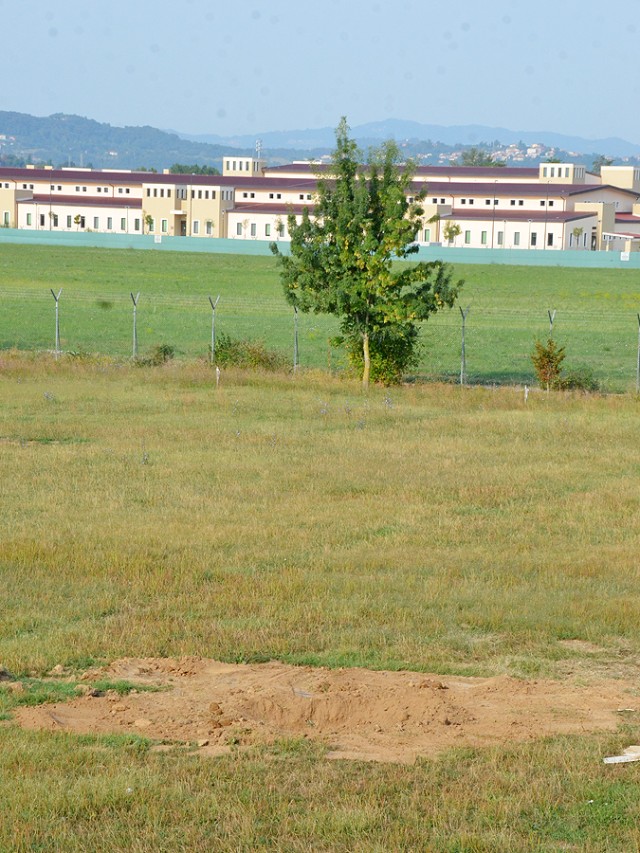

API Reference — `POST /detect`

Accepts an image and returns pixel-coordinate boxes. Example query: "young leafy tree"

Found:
[271,118,462,387]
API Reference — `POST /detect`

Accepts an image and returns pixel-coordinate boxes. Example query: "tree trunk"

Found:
[362,330,370,389]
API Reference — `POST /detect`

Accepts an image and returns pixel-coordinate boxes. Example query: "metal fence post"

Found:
[131,292,140,358]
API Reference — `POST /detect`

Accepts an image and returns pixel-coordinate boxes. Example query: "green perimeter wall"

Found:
[1,229,640,269]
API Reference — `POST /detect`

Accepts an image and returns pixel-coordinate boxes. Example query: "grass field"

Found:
[2,244,640,388]
[2,353,640,849]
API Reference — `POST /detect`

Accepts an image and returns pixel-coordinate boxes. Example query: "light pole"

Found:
[491,179,498,249]
[543,180,550,249]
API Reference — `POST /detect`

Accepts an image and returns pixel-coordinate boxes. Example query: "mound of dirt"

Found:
[14,658,639,763]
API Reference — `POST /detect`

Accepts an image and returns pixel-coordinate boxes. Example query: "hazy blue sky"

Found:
[2,0,638,141]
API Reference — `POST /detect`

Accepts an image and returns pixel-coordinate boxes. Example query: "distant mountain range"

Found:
[1,111,639,171]
[183,119,640,159]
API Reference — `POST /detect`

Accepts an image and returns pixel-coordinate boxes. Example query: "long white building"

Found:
[1,158,639,251]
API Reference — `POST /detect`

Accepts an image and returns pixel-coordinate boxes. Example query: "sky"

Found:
[2,0,639,143]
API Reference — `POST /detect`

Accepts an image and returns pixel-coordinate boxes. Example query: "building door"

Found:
[180,220,187,236]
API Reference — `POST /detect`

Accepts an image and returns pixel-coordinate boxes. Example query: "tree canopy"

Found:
[271,118,462,386]
[169,163,220,175]
[459,147,505,167]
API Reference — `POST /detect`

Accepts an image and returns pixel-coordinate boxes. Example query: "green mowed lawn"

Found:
[1,244,640,387]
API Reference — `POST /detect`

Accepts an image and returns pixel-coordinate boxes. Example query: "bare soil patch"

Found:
[14,658,640,763]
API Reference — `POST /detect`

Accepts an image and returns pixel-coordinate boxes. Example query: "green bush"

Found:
[339,323,421,385]
[213,333,288,372]
[555,366,599,392]
[137,343,175,366]
[531,337,566,390]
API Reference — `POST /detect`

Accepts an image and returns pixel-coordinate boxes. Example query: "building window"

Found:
[269,193,274,199]
[26,213,32,226]
[432,198,437,203]
[461,198,466,205]
[540,200,545,206]
[149,218,154,232]
[424,228,431,242]
[543,167,548,177]
[485,199,491,205]
[277,222,285,236]
[469,199,474,205]
[481,230,487,245]
[120,218,126,231]
[212,191,216,199]
[510,199,516,206]
[243,193,248,199]
[126,188,130,194]
[464,230,471,244]
[236,223,242,236]
[107,217,113,230]
[250,223,256,237]
[160,189,165,198]
[251,192,255,198]
[39,214,46,227]
[548,200,554,207]
[547,232,554,246]
[153,188,158,197]
[93,217,99,229]
[146,188,151,197]
[514,231,520,246]
[276,193,282,199]
[531,232,537,246]
[193,220,199,234]
[134,218,140,231]
[198,190,202,199]
[118,188,123,194]
[67,215,72,228]
[265,224,271,237]
[3,211,9,226]
[161,219,168,233]
[82,187,87,192]
[518,200,524,206]
[497,231,504,246]
[206,221,213,235]
[97,187,102,193]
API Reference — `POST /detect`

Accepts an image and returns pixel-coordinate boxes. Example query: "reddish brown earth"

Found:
[11,658,640,763]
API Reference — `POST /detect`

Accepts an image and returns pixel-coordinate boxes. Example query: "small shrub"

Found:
[137,343,175,366]
[213,333,288,372]
[531,337,566,390]
[338,323,421,385]
[555,366,599,392]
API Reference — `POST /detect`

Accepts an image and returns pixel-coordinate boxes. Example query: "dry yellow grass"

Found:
[2,351,640,679]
